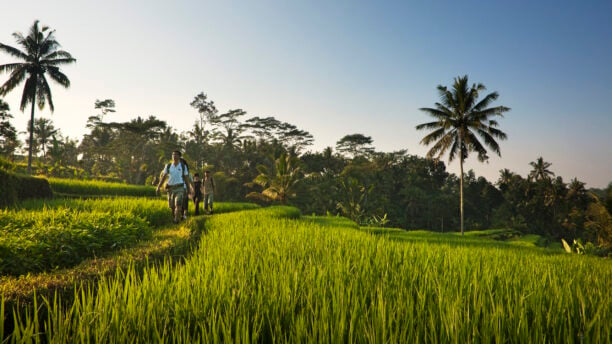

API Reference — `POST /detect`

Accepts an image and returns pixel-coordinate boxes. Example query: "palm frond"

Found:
[37,76,54,111]
[46,66,71,88]
[447,136,460,162]
[477,129,502,156]
[415,120,444,131]
[473,106,510,120]
[464,86,479,111]
[39,32,59,57]
[472,91,498,111]
[466,131,489,162]
[44,56,76,66]
[426,131,454,161]
[19,75,37,111]
[11,32,27,49]
[438,87,456,110]
[245,191,271,202]
[262,188,280,200]
[0,43,28,60]
[0,66,27,96]
[0,62,26,75]
[486,126,507,140]
[419,127,446,145]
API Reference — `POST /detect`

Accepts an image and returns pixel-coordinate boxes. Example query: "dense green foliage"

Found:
[0,99,19,157]
[2,207,609,342]
[0,168,52,207]
[2,91,610,250]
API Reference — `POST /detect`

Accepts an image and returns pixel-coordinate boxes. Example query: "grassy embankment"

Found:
[1,177,259,304]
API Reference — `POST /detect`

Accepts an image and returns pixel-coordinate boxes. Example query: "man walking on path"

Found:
[156,150,193,223]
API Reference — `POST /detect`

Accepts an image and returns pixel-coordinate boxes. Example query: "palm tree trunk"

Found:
[460,157,464,236]
[27,93,36,175]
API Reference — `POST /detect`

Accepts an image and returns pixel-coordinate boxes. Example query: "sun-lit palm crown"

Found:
[0,20,76,112]
[416,75,510,164]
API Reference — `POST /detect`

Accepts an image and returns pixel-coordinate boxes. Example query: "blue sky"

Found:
[1,0,611,188]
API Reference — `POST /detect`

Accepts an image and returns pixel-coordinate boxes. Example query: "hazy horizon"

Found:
[1,0,610,188]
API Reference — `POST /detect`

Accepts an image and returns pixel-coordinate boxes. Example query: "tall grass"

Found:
[48,177,156,197]
[0,208,150,275]
[1,198,168,275]
[17,198,172,227]
[1,199,260,276]
[3,207,611,342]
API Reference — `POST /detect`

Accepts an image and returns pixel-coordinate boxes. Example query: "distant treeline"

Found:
[0,95,610,251]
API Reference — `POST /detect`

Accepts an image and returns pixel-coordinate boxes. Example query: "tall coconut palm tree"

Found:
[417,75,510,235]
[529,157,555,181]
[0,20,76,174]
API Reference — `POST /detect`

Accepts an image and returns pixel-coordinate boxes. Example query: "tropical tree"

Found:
[48,134,79,169]
[335,134,375,158]
[0,98,20,157]
[529,156,555,181]
[336,177,374,223]
[244,116,314,153]
[188,92,217,169]
[31,117,57,159]
[416,75,510,235]
[0,20,76,174]
[246,151,302,204]
[190,92,218,130]
[210,109,247,148]
[113,116,167,183]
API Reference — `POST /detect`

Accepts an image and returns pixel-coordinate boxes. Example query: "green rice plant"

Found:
[186,201,261,215]
[17,198,171,227]
[3,207,611,342]
[48,177,156,197]
[0,207,151,275]
[1,199,261,276]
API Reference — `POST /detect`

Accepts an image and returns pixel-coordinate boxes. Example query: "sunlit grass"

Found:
[1,199,261,276]
[48,177,156,197]
[2,206,609,342]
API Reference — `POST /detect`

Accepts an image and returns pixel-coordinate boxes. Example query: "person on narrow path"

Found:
[202,170,215,214]
[192,173,203,215]
[156,150,193,223]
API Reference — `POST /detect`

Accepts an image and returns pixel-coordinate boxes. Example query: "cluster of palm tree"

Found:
[496,157,611,247]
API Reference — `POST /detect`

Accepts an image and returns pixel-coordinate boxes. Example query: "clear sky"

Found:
[1,0,611,188]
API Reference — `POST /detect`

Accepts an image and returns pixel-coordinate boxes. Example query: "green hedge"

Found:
[0,168,53,207]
